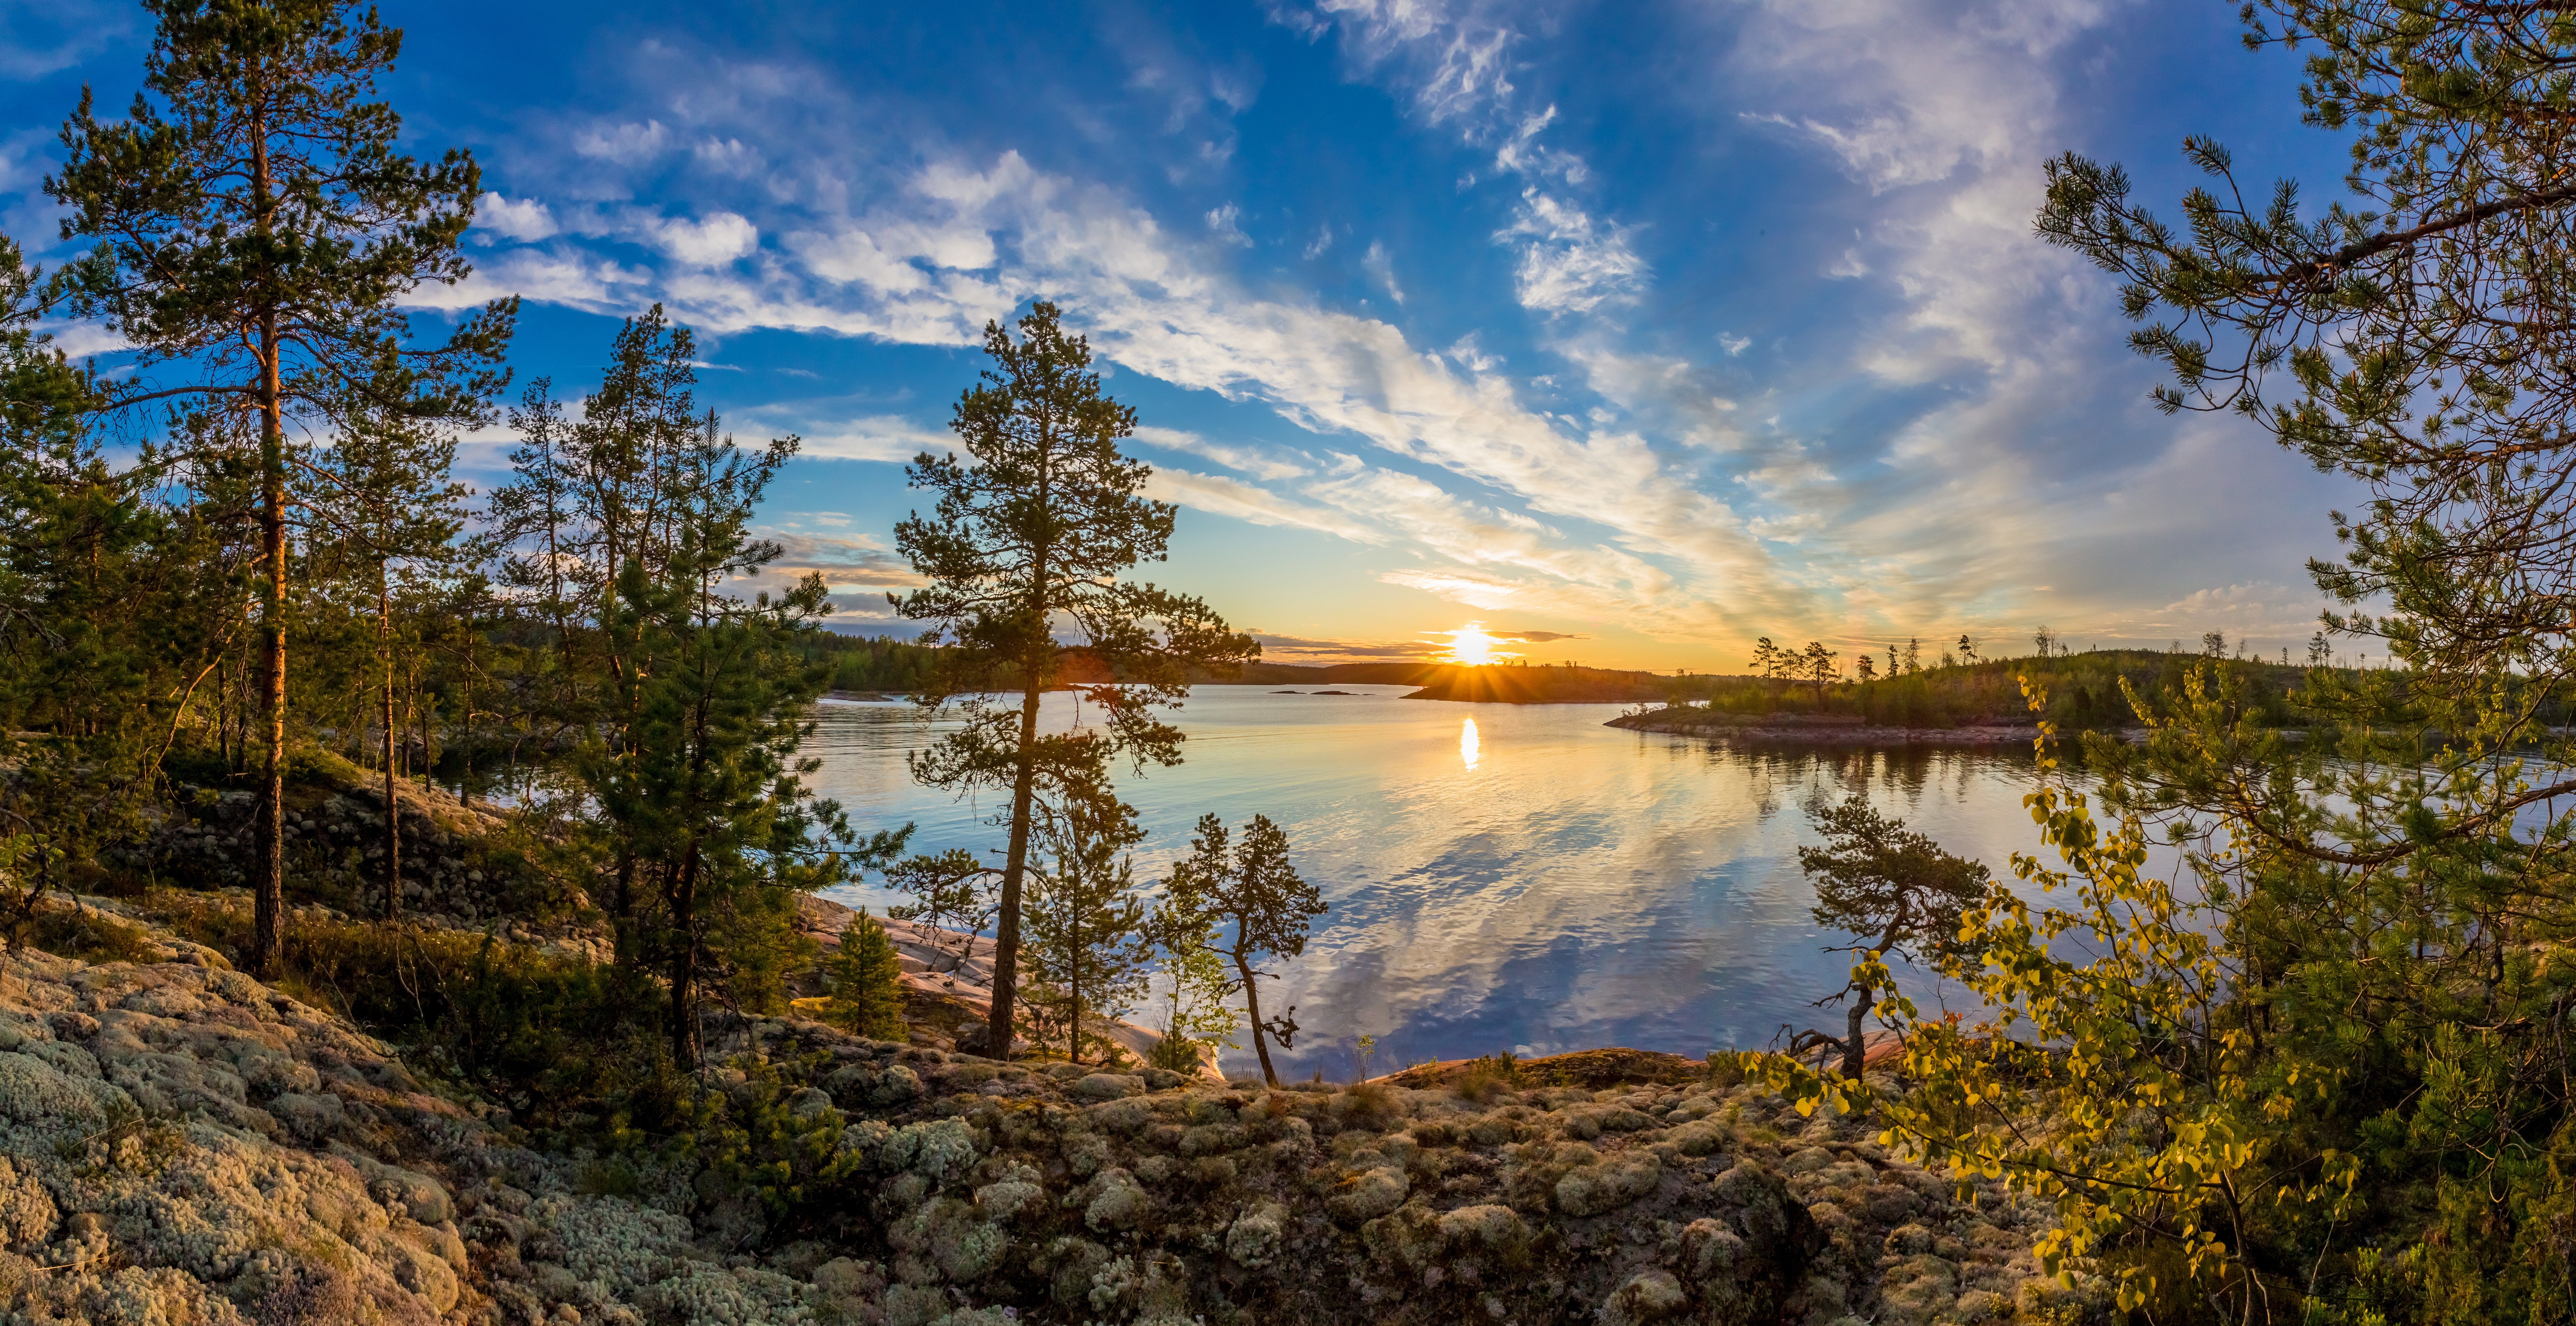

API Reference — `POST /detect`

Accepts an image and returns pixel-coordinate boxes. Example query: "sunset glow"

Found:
[1435,623,1514,667]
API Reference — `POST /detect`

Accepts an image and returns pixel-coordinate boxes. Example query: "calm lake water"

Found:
[808,685,2070,1081]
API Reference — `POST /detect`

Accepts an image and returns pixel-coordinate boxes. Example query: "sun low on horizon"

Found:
[1431,623,1516,667]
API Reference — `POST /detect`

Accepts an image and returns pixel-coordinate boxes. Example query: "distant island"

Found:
[1602,646,2412,744]
[1208,660,1669,703]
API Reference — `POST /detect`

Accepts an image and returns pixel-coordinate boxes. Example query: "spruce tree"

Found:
[47,0,514,975]
[894,301,1257,1054]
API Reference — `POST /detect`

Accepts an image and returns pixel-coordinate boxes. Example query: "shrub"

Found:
[1455,1054,1520,1103]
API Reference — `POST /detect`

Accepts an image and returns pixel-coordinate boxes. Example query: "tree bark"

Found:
[667,846,701,1069]
[1235,924,1279,1087]
[985,679,1041,1058]
[381,580,400,920]
[245,73,287,980]
[252,324,286,978]
[1843,982,1870,1081]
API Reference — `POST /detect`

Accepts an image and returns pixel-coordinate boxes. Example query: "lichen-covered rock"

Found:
[1072,1072,1142,1100]
[879,1118,978,1184]
[1436,1202,1527,1253]
[972,1174,1043,1222]
[647,1260,815,1326]
[1326,1164,1409,1223]
[1082,1167,1152,1232]
[1676,1216,1745,1283]
[0,1157,58,1252]
[1225,1201,1288,1267]
[1555,1153,1661,1216]
[0,912,2086,1326]
[1604,1268,1689,1325]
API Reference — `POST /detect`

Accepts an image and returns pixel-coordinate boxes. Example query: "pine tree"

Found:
[1793,797,1990,1080]
[1798,640,1837,703]
[1162,813,1325,1087]
[580,415,903,1067]
[894,301,1257,1054]
[1018,768,1150,1065]
[828,908,908,1042]
[1141,889,1240,1075]
[483,312,737,951]
[47,0,514,974]
[304,389,467,918]
[0,236,185,935]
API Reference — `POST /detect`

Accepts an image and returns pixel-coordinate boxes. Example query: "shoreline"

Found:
[1605,710,2120,746]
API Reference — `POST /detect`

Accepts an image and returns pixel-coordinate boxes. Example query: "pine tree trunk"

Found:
[252,313,287,980]
[667,848,702,1069]
[985,679,1042,1058]
[1237,948,1277,1087]
[381,580,400,920]
[1843,982,1870,1081]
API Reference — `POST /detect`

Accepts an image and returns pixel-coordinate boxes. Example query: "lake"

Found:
[808,684,2071,1081]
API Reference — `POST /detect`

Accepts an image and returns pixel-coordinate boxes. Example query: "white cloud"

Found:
[694,137,761,173]
[646,211,759,266]
[1300,0,1522,128]
[1144,467,1385,543]
[34,320,129,359]
[572,119,671,163]
[431,12,2347,656]
[1130,425,1309,480]
[1445,334,1500,372]
[1362,239,1405,305]
[1206,203,1252,247]
[474,193,559,243]
[1499,190,1645,314]
[770,413,954,464]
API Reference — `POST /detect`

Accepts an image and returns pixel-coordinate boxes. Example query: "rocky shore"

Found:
[0,904,2110,1326]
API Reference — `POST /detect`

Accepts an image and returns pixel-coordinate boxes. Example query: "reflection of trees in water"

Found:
[1630,735,2054,838]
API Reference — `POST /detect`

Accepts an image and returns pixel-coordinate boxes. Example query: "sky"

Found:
[0,0,2373,671]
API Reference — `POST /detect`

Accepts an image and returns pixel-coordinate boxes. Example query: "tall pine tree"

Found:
[895,301,1256,1054]
[47,0,513,974]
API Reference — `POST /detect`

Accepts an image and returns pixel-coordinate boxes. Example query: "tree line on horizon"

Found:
[1649,628,2462,733]
[0,0,1333,1094]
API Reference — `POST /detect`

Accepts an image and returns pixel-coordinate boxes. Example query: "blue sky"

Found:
[2,0,2370,670]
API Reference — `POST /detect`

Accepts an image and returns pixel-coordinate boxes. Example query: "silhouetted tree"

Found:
[894,301,1256,1054]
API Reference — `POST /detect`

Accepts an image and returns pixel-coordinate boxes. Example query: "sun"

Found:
[1435,622,1513,666]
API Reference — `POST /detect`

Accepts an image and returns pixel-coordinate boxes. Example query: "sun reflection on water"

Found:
[1460,717,1480,769]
